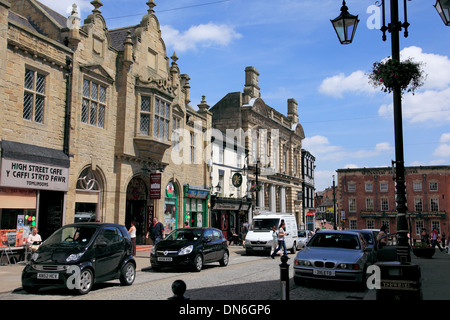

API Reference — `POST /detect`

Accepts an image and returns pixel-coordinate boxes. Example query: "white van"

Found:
[244,212,298,255]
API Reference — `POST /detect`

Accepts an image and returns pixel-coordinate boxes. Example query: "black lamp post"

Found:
[435,0,450,26]
[331,0,411,263]
[330,1,360,44]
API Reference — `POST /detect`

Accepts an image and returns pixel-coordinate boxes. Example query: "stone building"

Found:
[337,165,450,242]
[0,0,211,244]
[209,66,305,227]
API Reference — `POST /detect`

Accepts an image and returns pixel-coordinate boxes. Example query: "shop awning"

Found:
[1,140,70,168]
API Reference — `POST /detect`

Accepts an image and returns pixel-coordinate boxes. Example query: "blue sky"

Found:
[42,0,450,191]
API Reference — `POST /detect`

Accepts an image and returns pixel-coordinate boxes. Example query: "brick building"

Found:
[0,0,211,244]
[337,166,450,242]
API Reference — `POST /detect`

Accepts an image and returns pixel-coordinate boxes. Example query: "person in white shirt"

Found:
[128,221,137,256]
[27,227,42,252]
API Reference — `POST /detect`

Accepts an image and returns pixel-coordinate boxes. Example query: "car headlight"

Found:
[31,253,39,261]
[295,260,312,266]
[179,245,193,256]
[66,252,84,262]
[337,263,360,270]
[151,246,156,254]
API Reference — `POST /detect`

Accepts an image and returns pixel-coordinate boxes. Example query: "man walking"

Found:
[147,217,165,245]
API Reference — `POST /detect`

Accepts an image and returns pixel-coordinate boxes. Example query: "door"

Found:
[202,229,215,262]
[125,200,146,245]
[38,191,64,240]
[221,212,229,240]
[94,227,125,280]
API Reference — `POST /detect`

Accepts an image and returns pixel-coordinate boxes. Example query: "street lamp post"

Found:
[434,0,450,26]
[331,0,410,262]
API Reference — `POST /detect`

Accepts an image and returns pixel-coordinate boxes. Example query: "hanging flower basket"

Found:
[368,58,426,94]
[250,185,261,192]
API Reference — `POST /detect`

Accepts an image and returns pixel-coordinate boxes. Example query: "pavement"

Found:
[1,245,450,300]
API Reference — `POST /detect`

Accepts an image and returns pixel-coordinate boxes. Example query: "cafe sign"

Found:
[1,159,68,191]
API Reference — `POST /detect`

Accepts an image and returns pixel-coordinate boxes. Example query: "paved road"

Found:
[0,247,368,300]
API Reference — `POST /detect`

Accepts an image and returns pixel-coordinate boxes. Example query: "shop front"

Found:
[0,140,69,244]
[211,196,252,242]
[125,177,148,245]
[183,184,210,228]
[164,181,178,234]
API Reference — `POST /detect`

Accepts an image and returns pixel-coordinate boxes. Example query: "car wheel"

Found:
[193,254,203,272]
[120,262,136,286]
[219,251,229,267]
[77,268,94,295]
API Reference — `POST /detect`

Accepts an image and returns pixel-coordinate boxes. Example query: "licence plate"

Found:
[157,257,173,262]
[37,273,59,280]
[313,269,335,276]
[254,247,264,250]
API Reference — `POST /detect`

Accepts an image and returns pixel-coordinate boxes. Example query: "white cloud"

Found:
[161,23,242,53]
[400,46,450,91]
[433,133,450,158]
[378,88,450,124]
[304,135,393,163]
[318,70,375,98]
[40,0,92,19]
[440,133,450,143]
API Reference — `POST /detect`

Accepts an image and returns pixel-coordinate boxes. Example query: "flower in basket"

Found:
[250,185,261,192]
[413,242,431,249]
[368,57,426,94]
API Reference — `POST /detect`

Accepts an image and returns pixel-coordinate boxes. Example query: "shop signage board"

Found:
[150,173,161,199]
[0,159,69,191]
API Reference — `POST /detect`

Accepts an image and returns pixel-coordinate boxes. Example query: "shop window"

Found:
[75,167,102,222]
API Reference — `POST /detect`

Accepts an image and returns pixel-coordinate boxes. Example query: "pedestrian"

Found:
[168,280,189,300]
[421,228,430,245]
[442,232,446,248]
[431,228,444,252]
[270,225,278,255]
[128,220,136,256]
[146,217,165,245]
[27,227,42,252]
[184,221,189,228]
[271,222,288,259]
[377,225,388,248]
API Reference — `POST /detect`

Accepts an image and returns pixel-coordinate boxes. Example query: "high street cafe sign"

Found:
[1,159,69,191]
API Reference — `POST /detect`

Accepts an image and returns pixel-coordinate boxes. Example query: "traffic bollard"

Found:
[279,255,290,300]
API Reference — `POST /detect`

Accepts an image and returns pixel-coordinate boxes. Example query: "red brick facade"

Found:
[337,166,450,242]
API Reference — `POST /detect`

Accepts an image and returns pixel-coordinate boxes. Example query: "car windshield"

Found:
[43,226,98,247]
[298,231,307,237]
[165,229,203,241]
[251,219,280,231]
[360,233,374,244]
[308,233,361,250]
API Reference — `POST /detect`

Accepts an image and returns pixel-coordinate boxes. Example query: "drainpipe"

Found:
[63,57,73,156]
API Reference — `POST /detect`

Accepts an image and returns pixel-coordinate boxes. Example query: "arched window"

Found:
[75,167,102,222]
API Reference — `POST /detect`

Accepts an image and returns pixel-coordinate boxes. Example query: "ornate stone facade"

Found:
[209,66,306,227]
[0,0,211,243]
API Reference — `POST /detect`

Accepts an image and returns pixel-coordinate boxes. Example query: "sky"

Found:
[40,0,450,191]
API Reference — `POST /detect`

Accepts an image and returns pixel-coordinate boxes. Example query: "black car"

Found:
[22,223,136,294]
[150,227,229,272]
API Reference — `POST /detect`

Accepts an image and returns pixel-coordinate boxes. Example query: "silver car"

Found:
[296,230,314,250]
[293,230,371,286]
